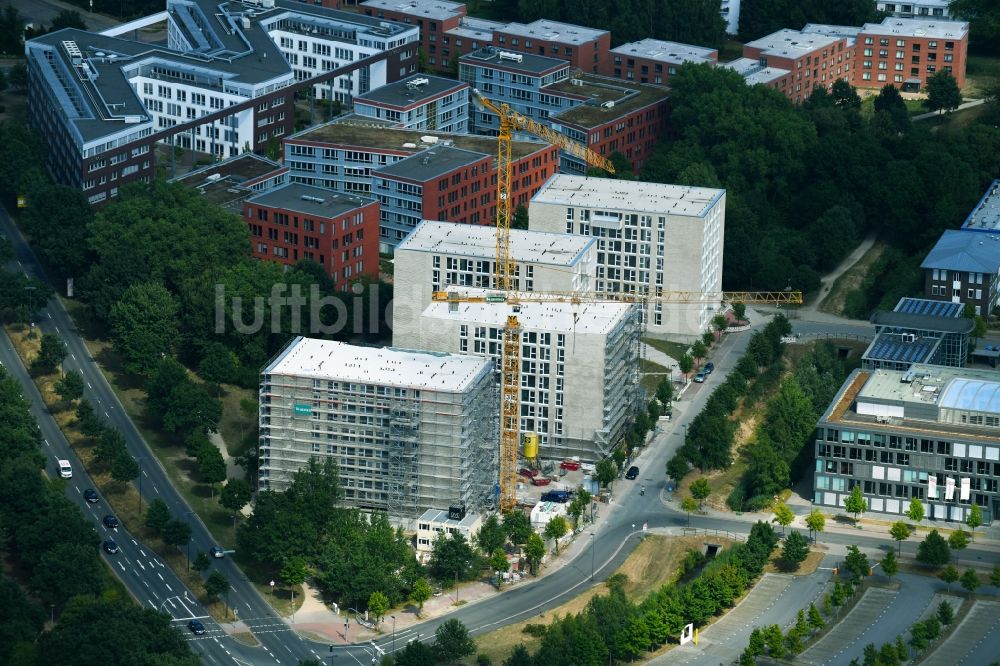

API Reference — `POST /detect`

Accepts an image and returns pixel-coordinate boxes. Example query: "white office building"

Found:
[529,175,726,338]
[259,337,497,519]
[396,288,641,461]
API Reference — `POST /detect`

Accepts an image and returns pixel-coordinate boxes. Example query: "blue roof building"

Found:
[921,180,1000,316]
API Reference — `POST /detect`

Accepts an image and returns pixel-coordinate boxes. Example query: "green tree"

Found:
[162,379,223,437]
[939,564,959,591]
[937,600,954,626]
[503,510,533,546]
[595,458,617,487]
[950,0,1000,55]
[490,549,510,588]
[411,578,432,616]
[429,531,476,582]
[109,282,179,375]
[991,563,1000,588]
[906,497,925,525]
[782,530,810,568]
[808,603,824,630]
[691,340,708,363]
[701,330,715,347]
[773,502,794,535]
[368,590,389,625]
[220,478,253,526]
[960,568,980,594]
[31,334,67,375]
[525,532,545,575]
[690,478,711,506]
[831,78,862,110]
[55,370,85,403]
[711,314,729,338]
[806,508,826,544]
[435,619,476,664]
[678,353,694,381]
[511,205,529,230]
[204,570,229,601]
[193,552,211,573]
[51,9,87,29]
[845,545,869,580]
[198,342,239,388]
[917,530,951,567]
[95,427,127,466]
[948,529,969,554]
[844,485,867,524]
[764,624,785,658]
[966,504,983,540]
[882,549,898,580]
[543,515,568,554]
[280,556,308,609]
[476,514,507,555]
[110,450,140,485]
[197,444,227,497]
[163,519,192,553]
[925,70,963,114]
[889,520,912,555]
[681,495,699,527]
[145,498,171,534]
[30,543,105,606]
[397,640,436,666]
[873,83,911,133]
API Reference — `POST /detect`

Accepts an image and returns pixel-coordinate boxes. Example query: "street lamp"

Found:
[134,456,145,514]
[183,509,195,571]
[391,614,396,653]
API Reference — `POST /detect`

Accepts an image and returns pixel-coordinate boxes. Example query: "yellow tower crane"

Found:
[469,90,803,512]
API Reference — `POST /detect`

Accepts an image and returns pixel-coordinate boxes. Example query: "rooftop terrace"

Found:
[396,220,594,266]
[547,75,669,129]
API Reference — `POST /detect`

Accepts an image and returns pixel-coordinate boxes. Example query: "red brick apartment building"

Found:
[492,20,611,74]
[741,28,853,103]
[853,18,968,90]
[283,122,557,251]
[243,183,380,287]
[361,0,466,65]
[603,38,719,85]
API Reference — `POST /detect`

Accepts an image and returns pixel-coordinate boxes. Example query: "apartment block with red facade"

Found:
[283,120,557,252]
[604,38,718,85]
[854,18,968,90]
[360,0,466,68]
[546,74,670,175]
[493,20,611,74]
[244,182,380,288]
[741,28,853,104]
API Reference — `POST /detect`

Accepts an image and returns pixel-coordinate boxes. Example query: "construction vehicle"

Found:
[464,90,802,512]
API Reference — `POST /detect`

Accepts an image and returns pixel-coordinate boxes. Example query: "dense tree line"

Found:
[484,0,727,47]
[0,366,199,666]
[730,341,854,511]
[499,521,780,665]
[737,0,882,41]
[666,315,791,481]
[639,66,1000,297]
[950,0,1000,55]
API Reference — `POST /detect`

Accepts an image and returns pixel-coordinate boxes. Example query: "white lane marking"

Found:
[74,486,81,494]
[142,470,148,478]
[139,548,146,556]
[104,410,109,418]
[47,312,51,319]
[153,485,160,494]
[117,562,125,572]
[165,583,172,592]
[131,539,138,546]
[71,353,76,360]
[138,560,146,571]
[157,572,165,581]
[87,382,92,389]
[148,600,158,609]
[45,439,50,447]
[168,598,178,609]
[244,601,251,610]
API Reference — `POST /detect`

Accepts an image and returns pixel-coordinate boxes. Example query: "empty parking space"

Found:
[921,601,1000,666]
[798,587,898,665]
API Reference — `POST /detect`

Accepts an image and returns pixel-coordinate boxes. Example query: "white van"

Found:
[58,460,72,478]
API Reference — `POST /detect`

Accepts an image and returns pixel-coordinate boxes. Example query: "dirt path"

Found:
[807,231,877,315]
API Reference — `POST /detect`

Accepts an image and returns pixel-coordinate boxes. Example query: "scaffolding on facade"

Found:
[386,395,420,522]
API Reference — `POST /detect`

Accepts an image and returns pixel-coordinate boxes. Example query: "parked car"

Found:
[210,546,225,559]
[625,466,640,480]
[694,371,706,383]
[58,459,72,479]
[541,490,571,503]
[531,477,551,486]
[704,362,715,374]
[102,514,119,529]
[103,539,119,554]
[83,488,99,504]
[560,460,581,471]
[188,619,206,635]
[518,467,539,478]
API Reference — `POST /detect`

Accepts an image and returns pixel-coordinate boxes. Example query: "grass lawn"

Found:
[964,54,1000,97]
[473,534,733,664]
[819,241,887,317]
[640,358,667,394]
[860,96,926,117]
[642,337,690,362]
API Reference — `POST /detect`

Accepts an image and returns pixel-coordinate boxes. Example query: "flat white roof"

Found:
[861,17,968,39]
[745,28,841,57]
[360,0,464,21]
[721,57,790,85]
[610,38,717,65]
[531,174,724,218]
[446,17,506,40]
[802,23,862,45]
[423,288,635,335]
[499,19,607,45]
[264,336,491,392]
[396,220,595,266]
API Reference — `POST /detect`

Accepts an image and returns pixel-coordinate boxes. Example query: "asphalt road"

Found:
[10,0,120,32]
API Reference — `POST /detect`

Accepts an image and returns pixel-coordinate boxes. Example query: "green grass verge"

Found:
[642,337,690,362]
[640,358,667,394]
